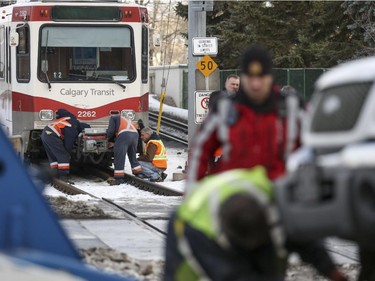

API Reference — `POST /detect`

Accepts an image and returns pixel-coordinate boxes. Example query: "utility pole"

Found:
[187,1,213,146]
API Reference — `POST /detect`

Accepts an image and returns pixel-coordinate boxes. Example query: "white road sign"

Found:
[195,91,211,124]
[192,37,218,56]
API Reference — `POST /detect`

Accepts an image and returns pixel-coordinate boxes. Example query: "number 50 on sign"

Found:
[196,55,218,77]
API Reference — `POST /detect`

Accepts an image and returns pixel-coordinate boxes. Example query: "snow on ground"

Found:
[81,248,163,281]
[44,144,188,200]
[149,95,188,121]
[124,145,187,194]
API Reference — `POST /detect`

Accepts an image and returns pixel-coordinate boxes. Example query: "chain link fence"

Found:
[220,68,328,101]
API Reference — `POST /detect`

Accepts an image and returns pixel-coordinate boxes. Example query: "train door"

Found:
[0,25,11,135]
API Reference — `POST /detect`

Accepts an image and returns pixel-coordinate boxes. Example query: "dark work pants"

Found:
[41,128,71,176]
[359,246,375,281]
[113,131,141,178]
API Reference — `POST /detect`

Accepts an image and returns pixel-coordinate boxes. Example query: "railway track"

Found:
[149,112,188,133]
[52,167,183,236]
[87,166,183,196]
[152,128,188,146]
[51,168,360,265]
[149,112,188,146]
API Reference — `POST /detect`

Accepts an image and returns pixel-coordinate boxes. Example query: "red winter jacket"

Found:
[188,86,300,184]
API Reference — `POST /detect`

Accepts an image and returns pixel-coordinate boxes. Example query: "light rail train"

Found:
[0,0,149,165]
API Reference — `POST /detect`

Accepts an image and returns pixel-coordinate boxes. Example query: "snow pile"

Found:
[81,248,164,281]
[81,247,358,281]
[46,196,112,219]
[286,264,359,281]
[149,95,188,121]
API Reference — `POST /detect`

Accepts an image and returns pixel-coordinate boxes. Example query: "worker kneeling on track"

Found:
[41,109,86,184]
[164,167,347,281]
[107,115,142,186]
[137,127,167,182]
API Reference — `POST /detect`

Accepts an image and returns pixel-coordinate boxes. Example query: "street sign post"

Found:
[188,1,214,147]
[196,55,218,77]
[195,91,211,124]
[192,37,218,56]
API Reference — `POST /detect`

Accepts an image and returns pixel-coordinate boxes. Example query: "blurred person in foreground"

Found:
[164,167,347,281]
[188,45,302,187]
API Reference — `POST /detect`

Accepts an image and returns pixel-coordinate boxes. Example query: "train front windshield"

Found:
[38,26,135,83]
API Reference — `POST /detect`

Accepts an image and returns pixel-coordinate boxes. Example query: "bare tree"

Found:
[132,0,187,66]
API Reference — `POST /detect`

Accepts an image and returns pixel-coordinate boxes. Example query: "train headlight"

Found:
[121,110,135,121]
[39,109,54,121]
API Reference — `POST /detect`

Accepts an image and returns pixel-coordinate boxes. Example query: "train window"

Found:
[141,25,148,83]
[38,25,135,83]
[0,26,5,79]
[16,25,30,82]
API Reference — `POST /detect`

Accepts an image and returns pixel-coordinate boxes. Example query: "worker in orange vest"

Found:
[41,109,85,183]
[107,115,142,185]
[137,127,168,182]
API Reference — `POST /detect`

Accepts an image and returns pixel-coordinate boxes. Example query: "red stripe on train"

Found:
[12,91,149,120]
[12,6,146,23]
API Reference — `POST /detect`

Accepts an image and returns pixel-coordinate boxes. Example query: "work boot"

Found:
[59,174,74,185]
[161,172,168,182]
[135,173,146,179]
[109,177,125,186]
[150,176,162,183]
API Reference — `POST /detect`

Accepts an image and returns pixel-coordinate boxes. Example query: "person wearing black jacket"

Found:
[41,109,85,182]
[107,115,142,185]
[208,74,240,112]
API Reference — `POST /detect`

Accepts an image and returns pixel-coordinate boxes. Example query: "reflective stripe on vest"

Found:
[48,117,72,138]
[146,139,167,169]
[174,219,211,281]
[178,167,287,258]
[116,117,138,136]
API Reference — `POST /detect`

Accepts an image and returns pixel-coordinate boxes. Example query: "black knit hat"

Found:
[241,45,273,77]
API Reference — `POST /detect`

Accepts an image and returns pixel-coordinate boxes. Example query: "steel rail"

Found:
[149,127,188,146]
[149,112,188,132]
[87,165,184,197]
[52,176,360,263]
[51,177,168,236]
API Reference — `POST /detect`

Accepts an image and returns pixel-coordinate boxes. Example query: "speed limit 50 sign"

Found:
[196,55,218,77]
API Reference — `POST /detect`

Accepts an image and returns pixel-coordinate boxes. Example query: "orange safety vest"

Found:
[116,117,138,136]
[146,139,167,169]
[48,117,72,139]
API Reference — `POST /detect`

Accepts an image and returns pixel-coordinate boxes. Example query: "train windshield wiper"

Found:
[43,72,52,90]
[113,81,126,90]
[42,30,52,90]
[95,76,126,90]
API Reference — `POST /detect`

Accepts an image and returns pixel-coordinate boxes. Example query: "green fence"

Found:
[220,68,328,100]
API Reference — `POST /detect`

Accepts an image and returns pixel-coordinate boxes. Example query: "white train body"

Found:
[0,0,149,162]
